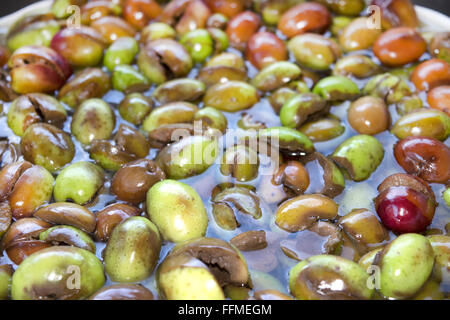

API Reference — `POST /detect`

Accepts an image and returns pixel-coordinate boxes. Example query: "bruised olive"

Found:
[12,246,105,300]
[146,180,208,243]
[53,161,104,205]
[112,159,165,204]
[313,76,360,101]
[95,204,140,242]
[118,93,153,125]
[58,68,111,109]
[104,216,161,282]
[258,127,315,155]
[246,32,288,70]
[89,284,154,300]
[348,96,390,135]
[50,27,107,68]
[21,124,75,173]
[7,94,67,137]
[278,2,331,38]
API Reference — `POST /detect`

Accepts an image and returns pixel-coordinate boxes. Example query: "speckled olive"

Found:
[391,108,450,141]
[375,233,434,299]
[20,124,74,173]
[71,99,115,145]
[410,58,450,91]
[394,136,450,184]
[289,255,373,300]
[373,27,426,67]
[91,16,136,45]
[9,45,72,94]
[58,68,111,109]
[104,216,161,282]
[348,96,390,135]
[112,159,165,204]
[50,27,107,68]
[246,32,288,70]
[7,93,67,137]
[53,161,104,205]
[103,36,139,71]
[123,0,162,30]
[11,246,105,300]
[331,135,384,182]
[278,2,331,38]
[146,180,208,243]
[338,17,381,52]
[226,11,260,50]
[288,34,341,71]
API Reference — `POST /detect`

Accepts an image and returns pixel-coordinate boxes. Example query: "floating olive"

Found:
[230,230,267,252]
[123,0,162,30]
[180,29,214,63]
[194,107,228,133]
[146,180,208,243]
[299,117,345,142]
[160,0,211,35]
[71,99,115,145]
[372,0,419,29]
[53,161,104,205]
[39,225,96,253]
[410,58,450,91]
[21,124,75,173]
[272,161,310,196]
[104,216,161,282]
[331,135,384,182]
[91,16,136,45]
[363,73,411,104]
[141,22,176,43]
[95,204,140,242]
[0,265,12,300]
[316,0,364,16]
[226,11,261,50]
[428,85,450,115]
[11,246,105,300]
[142,102,198,133]
[333,55,381,79]
[258,127,315,155]
[430,32,450,62]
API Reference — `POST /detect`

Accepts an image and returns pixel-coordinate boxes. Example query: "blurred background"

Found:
[1,0,450,17]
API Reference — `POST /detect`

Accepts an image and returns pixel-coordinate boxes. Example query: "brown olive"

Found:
[246,32,287,69]
[372,0,419,29]
[428,85,450,115]
[226,11,261,50]
[347,96,390,135]
[272,161,310,196]
[95,203,141,242]
[411,59,450,91]
[123,0,162,30]
[160,0,211,35]
[91,16,136,44]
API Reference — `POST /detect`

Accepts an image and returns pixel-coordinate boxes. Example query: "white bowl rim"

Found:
[0,0,449,31]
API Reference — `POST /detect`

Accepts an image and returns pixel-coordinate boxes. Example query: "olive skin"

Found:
[348,96,390,135]
[11,246,105,300]
[104,217,161,283]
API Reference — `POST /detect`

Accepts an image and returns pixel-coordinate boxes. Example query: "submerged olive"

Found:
[220,145,259,182]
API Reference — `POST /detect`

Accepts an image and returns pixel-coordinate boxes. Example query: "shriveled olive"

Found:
[50,27,107,68]
[137,39,193,85]
[142,102,198,133]
[212,187,262,230]
[333,55,381,79]
[89,284,154,300]
[9,45,72,94]
[363,73,411,104]
[230,230,267,252]
[53,161,104,205]
[104,216,161,282]
[272,161,310,196]
[12,246,105,300]
[299,117,345,142]
[6,14,60,52]
[34,202,96,234]
[112,65,149,93]
[348,96,390,135]
[375,233,434,299]
[8,165,54,219]
[153,79,205,104]
[146,180,208,243]
[246,32,287,70]
[103,36,139,71]
[288,34,341,71]
[289,255,373,300]
[332,135,384,182]
[95,204,140,242]
[313,76,360,101]
[374,27,426,67]
[339,209,389,255]
[275,194,338,232]
[411,58,450,92]
[112,159,165,204]
[8,94,67,137]
[278,2,331,38]
[220,145,259,182]
[391,108,450,141]
[58,68,111,109]
[372,0,419,29]
[39,225,96,253]
[204,81,259,112]
[71,99,115,145]
[252,62,302,92]
[21,124,75,173]
[338,17,381,52]
[91,16,136,45]
[226,11,261,50]
[258,127,315,155]
[280,93,327,129]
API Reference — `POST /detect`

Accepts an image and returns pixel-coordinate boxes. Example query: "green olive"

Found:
[220,145,259,182]
[203,81,259,112]
[180,29,214,63]
[152,78,205,104]
[251,61,302,92]
[118,93,153,125]
[312,76,360,101]
[146,180,208,243]
[112,65,149,93]
[142,102,198,133]
[103,37,139,72]
[0,265,12,300]
[280,93,327,129]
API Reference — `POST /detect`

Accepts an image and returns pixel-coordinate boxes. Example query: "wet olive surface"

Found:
[0,1,449,300]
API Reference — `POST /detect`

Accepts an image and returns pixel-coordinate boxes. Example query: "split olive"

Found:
[160,0,211,35]
[375,233,435,299]
[104,216,161,282]
[146,180,208,243]
[363,73,412,104]
[289,255,373,300]
[258,127,315,155]
[280,93,327,129]
[39,225,96,253]
[71,99,116,145]
[53,161,104,205]
[11,246,105,300]
[220,145,259,182]
[331,135,384,182]
[396,95,423,116]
